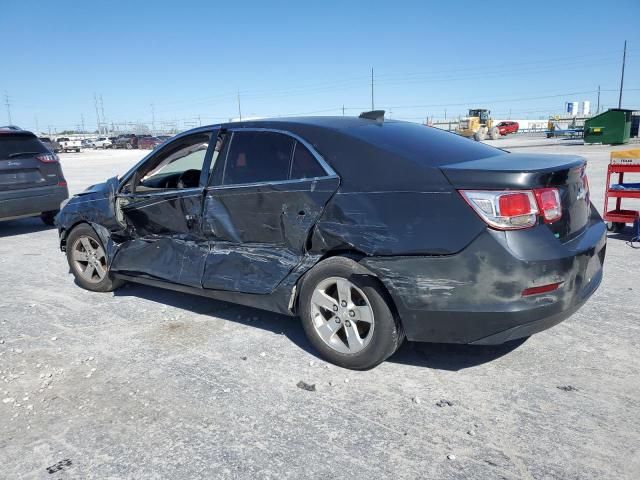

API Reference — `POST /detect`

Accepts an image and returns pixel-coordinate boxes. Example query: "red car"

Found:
[137,136,164,150]
[497,121,519,136]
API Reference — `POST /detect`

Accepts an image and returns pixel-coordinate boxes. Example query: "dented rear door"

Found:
[201,129,339,294]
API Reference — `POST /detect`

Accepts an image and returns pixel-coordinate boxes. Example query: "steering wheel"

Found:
[176,169,201,189]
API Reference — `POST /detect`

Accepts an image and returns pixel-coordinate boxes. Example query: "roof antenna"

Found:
[359,110,385,122]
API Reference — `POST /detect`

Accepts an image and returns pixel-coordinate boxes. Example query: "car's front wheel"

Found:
[65,224,124,292]
[299,256,404,370]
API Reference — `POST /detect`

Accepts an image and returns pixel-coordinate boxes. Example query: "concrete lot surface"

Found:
[1,137,639,479]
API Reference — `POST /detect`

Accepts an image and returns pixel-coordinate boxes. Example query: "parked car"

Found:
[138,136,164,150]
[81,139,94,149]
[497,121,519,136]
[56,137,82,153]
[55,114,605,369]
[1,126,69,225]
[113,134,138,149]
[39,137,62,153]
[92,137,113,149]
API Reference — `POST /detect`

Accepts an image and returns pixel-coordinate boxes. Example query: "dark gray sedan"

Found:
[55,113,605,369]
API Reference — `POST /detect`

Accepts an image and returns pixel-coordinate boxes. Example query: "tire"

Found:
[489,127,500,140]
[607,222,626,233]
[474,130,486,141]
[299,256,404,370]
[40,210,58,226]
[126,143,132,150]
[65,224,124,292]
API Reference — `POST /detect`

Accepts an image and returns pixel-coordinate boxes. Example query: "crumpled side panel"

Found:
[110,236,208,288]
[202,243,300,294]
[56,177,124,259]
[312,190,486,256]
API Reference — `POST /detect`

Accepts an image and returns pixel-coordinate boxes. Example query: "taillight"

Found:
[533,188,562,222]
[459,190,538,230]
[460,187,562,230]
[35,153,59,163]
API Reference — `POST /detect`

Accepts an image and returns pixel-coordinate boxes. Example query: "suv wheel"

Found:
[40,210,58,226]
[299,256,404,370]
[65,224,124,292]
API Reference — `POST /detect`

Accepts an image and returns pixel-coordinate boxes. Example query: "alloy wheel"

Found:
[71,235,108,284]
[310,276,375,354]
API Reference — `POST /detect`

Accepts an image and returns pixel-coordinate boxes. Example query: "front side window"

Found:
[222,131,294,185]
[129,132,212,191]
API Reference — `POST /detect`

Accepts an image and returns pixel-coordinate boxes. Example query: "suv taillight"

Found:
[460,188,561,230]
[35,153,59,163]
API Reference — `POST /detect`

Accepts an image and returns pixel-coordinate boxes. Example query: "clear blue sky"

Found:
[1,0,639,133]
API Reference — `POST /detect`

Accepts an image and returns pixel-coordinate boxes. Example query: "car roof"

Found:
[178,115,502,192]
[0,126,36,137]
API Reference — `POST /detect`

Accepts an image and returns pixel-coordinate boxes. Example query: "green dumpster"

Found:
[584,108,633,145]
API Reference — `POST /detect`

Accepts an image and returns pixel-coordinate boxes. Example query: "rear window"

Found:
[345,121,501,166]
[0,135,49,159]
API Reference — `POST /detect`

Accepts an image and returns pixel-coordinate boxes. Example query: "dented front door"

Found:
[109,130,216,287]
[111,188,208,287]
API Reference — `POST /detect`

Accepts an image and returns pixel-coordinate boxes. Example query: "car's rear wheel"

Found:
[126,143,132,150]
[299,256,404,370]
[40,210,58,226]
[65,224,123,292]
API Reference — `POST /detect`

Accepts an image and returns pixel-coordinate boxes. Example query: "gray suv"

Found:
[0,126,69,225]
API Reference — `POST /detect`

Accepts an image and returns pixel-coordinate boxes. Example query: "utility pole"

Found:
[80,114,85,133]
[4,91,11,124]
[150,103,156,135]
[342,104,345,116]
[100,95,106,134]
[94,93,101,134]
[198,115,201,127]
[370,68,374,111]
[237,90,242,120]
[444,108,447,120]
[618,40,626,109]
[597,85,601,114]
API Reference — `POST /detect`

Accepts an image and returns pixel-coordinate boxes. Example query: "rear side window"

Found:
[0,135,49,159]
[223,131,294,185]
[290,142,326,179]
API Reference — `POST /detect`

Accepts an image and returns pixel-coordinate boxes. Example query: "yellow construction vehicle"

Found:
[456,109,500,141]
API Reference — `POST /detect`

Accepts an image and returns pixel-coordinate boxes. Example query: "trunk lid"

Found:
[441,153,590,242]
[0,134,59,191]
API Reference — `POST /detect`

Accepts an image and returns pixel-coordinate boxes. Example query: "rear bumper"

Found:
[361,213,606,344]
[0,185,69,220]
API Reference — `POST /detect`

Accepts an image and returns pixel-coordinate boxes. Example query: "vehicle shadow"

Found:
[388,338,528,371]
[606,228,638,244]
[113,282,529,370]
[113,282,317,355]
[0,217,53,238]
